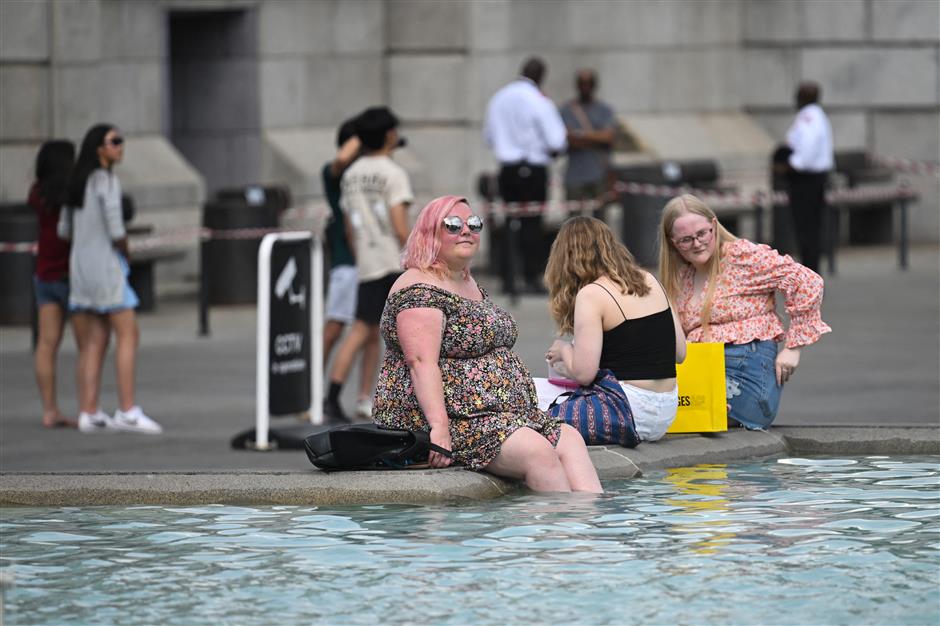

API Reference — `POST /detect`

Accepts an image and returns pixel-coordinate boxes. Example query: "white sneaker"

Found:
[355,398,372,419]
[112,406,163,434]
[78,410,117,433]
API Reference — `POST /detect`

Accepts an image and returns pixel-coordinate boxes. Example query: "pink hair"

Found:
[401,195,470,279]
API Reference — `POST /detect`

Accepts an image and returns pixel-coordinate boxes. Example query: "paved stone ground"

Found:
[1,244,937,473]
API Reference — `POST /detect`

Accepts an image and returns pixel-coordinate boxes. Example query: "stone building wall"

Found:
[1,0,937,242]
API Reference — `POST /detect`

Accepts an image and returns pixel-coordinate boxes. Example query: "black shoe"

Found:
[324,400,352,425]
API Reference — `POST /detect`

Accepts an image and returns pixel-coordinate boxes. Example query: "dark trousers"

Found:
[498,162,548,291]
[787,171,828,272]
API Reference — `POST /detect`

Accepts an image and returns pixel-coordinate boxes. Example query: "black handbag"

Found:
[303,423,452,471]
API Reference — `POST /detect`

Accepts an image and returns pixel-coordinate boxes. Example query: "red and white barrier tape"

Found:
[2,183,918,252]
[870,155,940,178]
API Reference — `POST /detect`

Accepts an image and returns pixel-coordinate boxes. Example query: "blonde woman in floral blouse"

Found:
[658,194,831,430]
[372,195,601,492]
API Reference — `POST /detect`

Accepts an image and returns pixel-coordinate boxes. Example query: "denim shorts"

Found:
[724,339,782,430]
[34,276,69,308]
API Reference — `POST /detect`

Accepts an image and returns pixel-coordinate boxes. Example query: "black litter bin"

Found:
[770,146,797,255]
[0,204,38,325]
[614,160,722,268]
[202,189,282,305]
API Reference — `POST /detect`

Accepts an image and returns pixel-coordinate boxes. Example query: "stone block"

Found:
[872,112,940,165]
[828,111,868,150]
[173,132,262,195]
[396,126,470,197]
[467,54,525,123]
[98,62,163,135]
[117,135,205,210]
[571,0,739,48]
[100,0,166,60]
[744,0,865,42]
[504,0,570,50]
[389,55,467,122]
[0,0,49,61]
[0,144,38,202]
[801,48,939,107]
[387,0,468,51]
[873,0,940,41]
[332,0,385,53]
[802,0,866,41]
[258,0,333,55]
[742,49,798,108]
[652,49,742,112]
[0,65,49,141]
[262,127,336,201]
[52,0,101,62]
[468,0,512,51]
[304,55,384,126]
[749,111,791,149]
[52,65,101,140]
[260,58,307,128]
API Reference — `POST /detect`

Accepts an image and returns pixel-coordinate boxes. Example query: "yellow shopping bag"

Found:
[668,342,727,433]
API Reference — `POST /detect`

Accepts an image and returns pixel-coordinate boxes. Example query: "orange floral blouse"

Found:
[676,239,832,349]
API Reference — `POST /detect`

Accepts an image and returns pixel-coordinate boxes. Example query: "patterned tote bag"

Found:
[547,369,640,448]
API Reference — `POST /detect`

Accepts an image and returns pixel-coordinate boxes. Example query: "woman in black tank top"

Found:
[542,217,687,442]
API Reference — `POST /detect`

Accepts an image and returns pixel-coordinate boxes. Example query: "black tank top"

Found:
[593,282,677,380]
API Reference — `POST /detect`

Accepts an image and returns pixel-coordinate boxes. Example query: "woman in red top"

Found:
[658,194,831,430]
[30,140,77,428]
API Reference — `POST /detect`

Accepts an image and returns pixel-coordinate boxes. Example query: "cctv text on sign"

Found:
[268,241,311,415]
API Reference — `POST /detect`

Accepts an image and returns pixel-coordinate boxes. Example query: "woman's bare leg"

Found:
[554,425,603,493]
[34,303,71,426]
[109,308,139,412]
[73,313,109,414]
[486,427,572,492]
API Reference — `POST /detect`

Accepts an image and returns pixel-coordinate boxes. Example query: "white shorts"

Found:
[533,378,678,443]
[326,265,358,324]
[620,383,678,442]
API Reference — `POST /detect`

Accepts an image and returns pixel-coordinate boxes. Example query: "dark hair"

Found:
[35,140,75,212]
[336,117,358,148]
[67,123,115,208]
[355,107,398,151]
[521,57,546,85]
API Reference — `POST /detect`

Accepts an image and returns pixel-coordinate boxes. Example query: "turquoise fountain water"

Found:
[1,456,938,625]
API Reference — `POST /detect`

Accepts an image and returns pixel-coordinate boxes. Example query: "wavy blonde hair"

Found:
[657,194,737,339]
[545,216,649,335]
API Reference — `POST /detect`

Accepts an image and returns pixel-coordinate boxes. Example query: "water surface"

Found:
[2,456,938,625]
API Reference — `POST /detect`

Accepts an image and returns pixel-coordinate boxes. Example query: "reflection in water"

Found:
[663,464,736,554]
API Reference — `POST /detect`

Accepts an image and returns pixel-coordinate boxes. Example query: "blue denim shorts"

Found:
[724,339,782,430]
[34,276,69,308]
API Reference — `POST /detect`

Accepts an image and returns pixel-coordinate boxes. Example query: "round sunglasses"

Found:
[442,215,484,234]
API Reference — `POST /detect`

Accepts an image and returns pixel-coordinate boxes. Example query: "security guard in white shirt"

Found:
[484,57,567,294]
[785,81,834,272]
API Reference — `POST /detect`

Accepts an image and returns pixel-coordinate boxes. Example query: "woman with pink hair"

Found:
[372,196,601,492]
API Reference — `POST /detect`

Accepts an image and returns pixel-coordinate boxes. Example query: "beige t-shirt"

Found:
[340,155,413,281]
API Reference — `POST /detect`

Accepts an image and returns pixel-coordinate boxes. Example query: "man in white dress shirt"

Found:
[484,57,567,294]
[785,81,833,272]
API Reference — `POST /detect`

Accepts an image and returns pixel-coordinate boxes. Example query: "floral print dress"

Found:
[372,283,561,470]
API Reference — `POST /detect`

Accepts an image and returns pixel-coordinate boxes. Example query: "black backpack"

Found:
[303,423,452,471]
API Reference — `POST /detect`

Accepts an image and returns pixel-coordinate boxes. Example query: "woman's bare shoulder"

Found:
[389,269,438,295]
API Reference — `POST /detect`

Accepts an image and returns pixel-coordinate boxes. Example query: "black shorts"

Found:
[355,272,401,325]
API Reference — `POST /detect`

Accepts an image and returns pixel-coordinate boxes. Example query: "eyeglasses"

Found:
[672,226,714,250]
[442,215,483,235]
[107,136,124,147]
